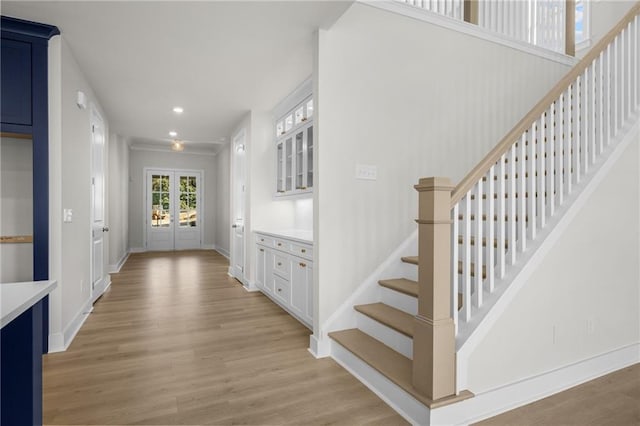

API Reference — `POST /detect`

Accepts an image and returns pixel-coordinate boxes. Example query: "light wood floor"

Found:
[476,363,640,426]
[43,250,407,425]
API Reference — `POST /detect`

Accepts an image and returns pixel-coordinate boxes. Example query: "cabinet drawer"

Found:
[273,238,289,250]
[289,243,312,260]
[256,234,274,247]
[273,253,290,279]
[273,274,290,303]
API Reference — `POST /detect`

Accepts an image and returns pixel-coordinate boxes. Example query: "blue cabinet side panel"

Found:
[0,301,43,426]
[0,38,32,126]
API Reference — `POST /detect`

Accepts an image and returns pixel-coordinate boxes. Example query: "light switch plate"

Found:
[356,164,377,180]
[63,209,73,223]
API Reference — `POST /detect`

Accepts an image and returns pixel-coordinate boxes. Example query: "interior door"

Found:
[91,107,107,299]
[146,169,202,251]
[230,129,246,283]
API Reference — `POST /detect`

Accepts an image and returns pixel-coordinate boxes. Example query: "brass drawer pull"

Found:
[299,262,306,268]
[277,243,282,247]
[259,248,264,252]
[277,288,282,292]
[260,238,264,242]
[301,249,306,253]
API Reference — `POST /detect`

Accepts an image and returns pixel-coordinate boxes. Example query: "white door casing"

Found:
[145,168,203,251]
[230,129,246,284]
[90,106,108,300]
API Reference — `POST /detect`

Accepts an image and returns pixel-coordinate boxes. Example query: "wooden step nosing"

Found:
[378,279,418,297]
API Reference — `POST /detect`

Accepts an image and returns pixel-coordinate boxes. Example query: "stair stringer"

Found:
[455,113,640,393]
[310,229,417,358]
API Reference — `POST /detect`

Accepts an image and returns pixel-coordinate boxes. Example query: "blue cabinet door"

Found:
[1,38,32,126]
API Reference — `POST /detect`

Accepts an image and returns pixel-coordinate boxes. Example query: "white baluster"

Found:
[451,204,459,335]
[575,75,582,183]
[474,180,483,308]
[582,68,589,174]
[487,165,495,292]
[538,112,546,228]
[497,153,506,278]
[518,133,526,253]
[591,61,597,165]
[606,44,612,142]
[556,93,564,207]
[528,120,537,240]
[598,52,605,155]
[613,35,619,136]
[463,193,471,322]
[548,102,556,216]
[509,143,517,264]
[565,85,573,196]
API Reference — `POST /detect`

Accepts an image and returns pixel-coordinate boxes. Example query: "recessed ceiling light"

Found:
[169,131,177,137]
[172,140,184,152]
[173,107,184,114]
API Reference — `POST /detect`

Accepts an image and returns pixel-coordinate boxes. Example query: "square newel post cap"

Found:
[414,177,454,192]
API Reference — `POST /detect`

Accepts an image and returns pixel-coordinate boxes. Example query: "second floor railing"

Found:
[397,0,576,55]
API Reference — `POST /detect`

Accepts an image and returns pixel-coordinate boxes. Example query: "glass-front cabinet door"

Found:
[275,95,313,197]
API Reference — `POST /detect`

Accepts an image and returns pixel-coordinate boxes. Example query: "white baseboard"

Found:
[214,246,230,260]
[129,247,145,253]
[49,297,94,353]
[308,333,331,358]
[108,251,130,273]
[432,343,640,426]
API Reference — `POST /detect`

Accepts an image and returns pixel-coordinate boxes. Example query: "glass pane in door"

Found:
[306,126,313,189]
[151,174,170,227]
[285,137,293,191]
[277,142,284,192]
[179,175,197,227]
[295,131,303,190]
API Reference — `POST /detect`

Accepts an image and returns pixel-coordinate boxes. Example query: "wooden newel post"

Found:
[412,177,456,401]
[464,0,479,25]
[565,0,576,56]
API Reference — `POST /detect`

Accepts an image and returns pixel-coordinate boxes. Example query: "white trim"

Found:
[202,244,215,250]
[129,247,145,253]
[308,333,331,358]
[214,246,230,260]
[359,0,577,67]
[332,340,430,425]
[272,77,313,120]
[49,297,94,353]
[456,115,640,390]
[108,251,130,273]
[91,276,111,304]
[432,343,640,425]
[130,143,217,156]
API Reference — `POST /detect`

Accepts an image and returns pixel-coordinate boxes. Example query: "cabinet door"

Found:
[276,142,285,193]
[305,263,313,325]
[305,126,313,190]
[264,249,274,294]
[291,259,311,324]
[284,137,293,192]
[256,245,266,290]
[1,39,32,126]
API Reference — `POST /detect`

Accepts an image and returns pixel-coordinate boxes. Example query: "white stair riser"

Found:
[398,262,417,281]
[356,312,413,359]
[379,286,417,316]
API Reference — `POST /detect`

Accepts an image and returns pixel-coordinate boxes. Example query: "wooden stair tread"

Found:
[329,329,474,408]
[354,303,414,337]
[401,256,418,265]
[378,278,418,297]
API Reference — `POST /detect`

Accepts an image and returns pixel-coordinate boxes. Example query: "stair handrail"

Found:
[451,1,640,207]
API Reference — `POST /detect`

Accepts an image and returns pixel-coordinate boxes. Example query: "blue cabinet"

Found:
[1,15,59,426]
[1,38,32,126]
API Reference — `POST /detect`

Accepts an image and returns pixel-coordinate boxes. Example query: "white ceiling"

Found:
[2,1,352,154]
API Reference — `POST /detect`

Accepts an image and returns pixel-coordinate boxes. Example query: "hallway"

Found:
[42,250,406,425]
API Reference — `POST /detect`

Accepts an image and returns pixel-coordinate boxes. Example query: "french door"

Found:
[145,169,202,251]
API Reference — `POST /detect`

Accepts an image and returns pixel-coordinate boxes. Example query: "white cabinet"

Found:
[275,96,313,197]
[255,231,313,328]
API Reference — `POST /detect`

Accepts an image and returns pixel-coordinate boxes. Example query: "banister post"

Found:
[464,0,479,25]
[412,177,456,401]
[566,0,576,56]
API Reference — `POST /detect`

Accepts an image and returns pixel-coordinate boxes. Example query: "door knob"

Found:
[102,226,110,232]
[232,224,238,228]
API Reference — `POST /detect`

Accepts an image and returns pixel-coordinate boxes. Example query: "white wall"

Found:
[48,36,111,349]
[127,149,217,250]
[215,142,230,257]
[0,137,33,282]
[467,126,640,393]
[108,133,129,269]
[315,3,572,329]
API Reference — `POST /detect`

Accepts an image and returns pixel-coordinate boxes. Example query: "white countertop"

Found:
[1,280,57,329]
[254,229,313,244]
